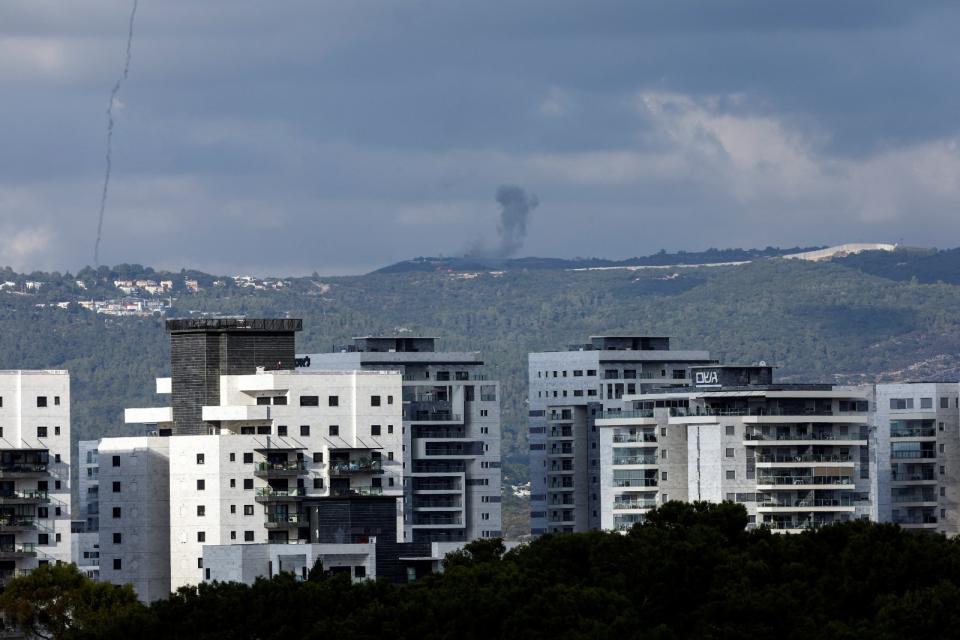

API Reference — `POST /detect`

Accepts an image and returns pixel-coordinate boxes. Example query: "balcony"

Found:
[0,544,36,560]
[254,461,307,478]
[598,409,655,420]
[329,486,383,497]
[743,432,867,445]
[891,427,937,439]
[0,569,30,585]
[755,476,854,489]
[612,456,658,466]
[894,515,939,527]
[759,520,836,532]
[330,460,384,476]
[255,487,305,502]
[613,478,658,488]
[891,450,936,460]
[412,481,461,493]
[0,518,38,532]
[613,498,657,510]
[756,498,858,512]
[0,464,48,479]
[0,491,49,505]
[612,433,657,444]
[264,513,304,528]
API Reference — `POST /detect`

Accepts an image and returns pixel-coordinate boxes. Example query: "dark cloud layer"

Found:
[1,1,959,275]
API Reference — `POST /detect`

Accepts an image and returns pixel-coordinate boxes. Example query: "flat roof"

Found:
[353,336,440,340]
[689,364,779,369]
[166,318,302,332]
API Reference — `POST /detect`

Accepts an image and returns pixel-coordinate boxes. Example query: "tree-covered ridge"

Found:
[6,503,960,639]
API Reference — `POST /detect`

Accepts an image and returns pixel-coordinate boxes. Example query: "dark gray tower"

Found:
[166,318,302,434]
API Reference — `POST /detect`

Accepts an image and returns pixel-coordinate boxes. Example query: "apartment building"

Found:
[304,337,502,543]
[875,383,960,534]
[596,365,874,533]
[0,371,72,585]
[73,439,101,579]
[528,336,714,535]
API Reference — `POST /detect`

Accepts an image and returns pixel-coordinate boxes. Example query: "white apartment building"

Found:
[597,366,874,533]
[874,383,960,534]
[109,368,404,595]
[0,371,72,584]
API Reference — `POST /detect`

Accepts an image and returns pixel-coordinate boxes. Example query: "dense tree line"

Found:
[5,502,960,639]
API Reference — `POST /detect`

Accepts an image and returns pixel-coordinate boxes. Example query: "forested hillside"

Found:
[3,250,960,534]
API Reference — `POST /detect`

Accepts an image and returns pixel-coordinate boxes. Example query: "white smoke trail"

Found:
[94,0,139,267]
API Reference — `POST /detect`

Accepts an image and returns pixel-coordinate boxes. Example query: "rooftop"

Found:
[166,318,303,333]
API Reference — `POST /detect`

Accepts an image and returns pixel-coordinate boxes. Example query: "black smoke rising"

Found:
[494,185,538,258]
[94,0,139,267]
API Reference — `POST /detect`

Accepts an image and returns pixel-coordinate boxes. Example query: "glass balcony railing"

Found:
[612,433,657,443]
[255,461,306,473]
[613,478,658,488]
[745,432,865,442]
[613,499,657,510]
[755,454,853,463]
[599,409,655,420]
[891,450,936,460]
[329,486,383,497]
[256,487,305,498]
[330,461,383,474]
[612,456,658,465]
[891,428,937,438]
[756,476,853,486]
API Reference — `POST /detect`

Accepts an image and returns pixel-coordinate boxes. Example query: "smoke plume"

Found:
[94,0,139,267]
[493,184,538,258]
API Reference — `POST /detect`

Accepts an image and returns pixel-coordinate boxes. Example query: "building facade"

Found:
[874,383,960,534]
[528,336,714,535]
[304,337,503,543]
[0,370,72,585]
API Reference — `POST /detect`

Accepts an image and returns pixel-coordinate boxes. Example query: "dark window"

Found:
[371,396,381,407]
[113,532,122,544]
[313,452,323,463]
[244,531,255,542]
[230,479,235,488]
[230,531,236,540]
[243,453,253,464]
[198,558,203,569]
[388,425,394,434]
[329,425,339,436]
[37,396,47,407]
[197,505,205,517]
[256,397,270,406]
[113,559,122,570]
[37,427,48,438]
[197,479,205,490]
[387,396,394,405]
[313,478,324,489]
[38,534,49,545]
[205,569,211,580]
[328,396,339,407]
[197,531,206,542]
[300,425,310,437]
[243,479,253,490]
[112,507,121,518]
[278,425,288,436]
[113,455,120,467]
[371,425,381,436]
[112,481,120,493]
[244,505,254,516]
[196,453,205,465]
[54,396,60,406]
[229,453,235,462]
[54,426,60,436]
[354,566,366,578]
[300,396,319,407]
[273,396,287,406]
[257,426,270,435]
[230,504,236,513]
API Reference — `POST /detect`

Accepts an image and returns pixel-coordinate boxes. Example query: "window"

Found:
[480,409,488,417]
[273,396,287,406]
[726,470,736,480]
[573,370,583,377]
[197,505,205,517]
[54,454,60,463]
[54,426,60,436]
[230,505,237,514]
[113,532,122,544]
[196,453,205,465]
[388,425,394,434]
[54,396,60,406]
[257,396,270,406]
[329,425,339,437]
[313,452,323,464]
[197,479,205,491]
[661,427,667,437]
[890,398,914,410]
[388,395,394,405]
[371,425,381,436]
[940,422,945,432]
[371,395,381,407]
[278,425,287,436]
[37,396,47,407]
[229,453,236,462]
[230,479,236,488]
[941,487,947,497]
[725,448,735,458]
[198,532,206,542]
[112,455,120,467]
[230,531,237,540]
[113,559,122,570]
[243,479,253,490]
[661,471,667,481]
[240,426,255,435]
[244,505,254,516]
[198,558,203,569]
[112,507,121,518]
[244,531,255,542]
[243,453,253,464]
[725,425,735,436]
[313,478,324,489]
[300,395,319,407]
[328,396,339,407]
[942,397,950,409]
[387,452,394,461]
[354,566,366,578]
[38,533,49,545]
[921,397,934,409]
[37,427,47,438]
[661,449,668,460]
[112,481,121,493]
[941,466,946,476]
[300,425,310,437]
[205,569,211,580]
[587,370,597,376]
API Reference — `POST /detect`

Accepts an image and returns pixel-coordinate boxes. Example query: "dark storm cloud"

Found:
[2,0,960,274]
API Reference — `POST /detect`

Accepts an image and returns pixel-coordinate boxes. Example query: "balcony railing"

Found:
[891,493,937,503]
[891,428,937,438]
[759,520,834,531]
[254,461,306,473]
[745,433,865,442]
[265,513,304,526]
[0,544,36,555]
[757,498,859,508]
[330,486,383,497]
[894,515,938,525]
[756,476,853,486]
[330,461,383,475]
[612,456,658,466]
[255,487,305,498]
[755,454,853,463]
[891,472,936,481]
[891,450,936,459]
[613,499,657,510]
[0,464,48,474]
[0,518,37,529]
[600,409,655,420]
[613,478,658,488]
[0,491,49,502]
[612,433,657,443]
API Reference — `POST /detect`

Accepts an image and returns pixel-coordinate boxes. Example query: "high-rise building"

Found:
[527,336,713,535]
[874,383,960,534]
[73,440,101,579]
[303,337,502,543]
[0,371,72,584]
[595,365,875,532]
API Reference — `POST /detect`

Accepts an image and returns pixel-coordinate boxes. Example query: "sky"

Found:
[2,0,960,276]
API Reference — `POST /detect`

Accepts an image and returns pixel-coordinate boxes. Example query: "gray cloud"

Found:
[2,1,960,274]
[494,185,538,258]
